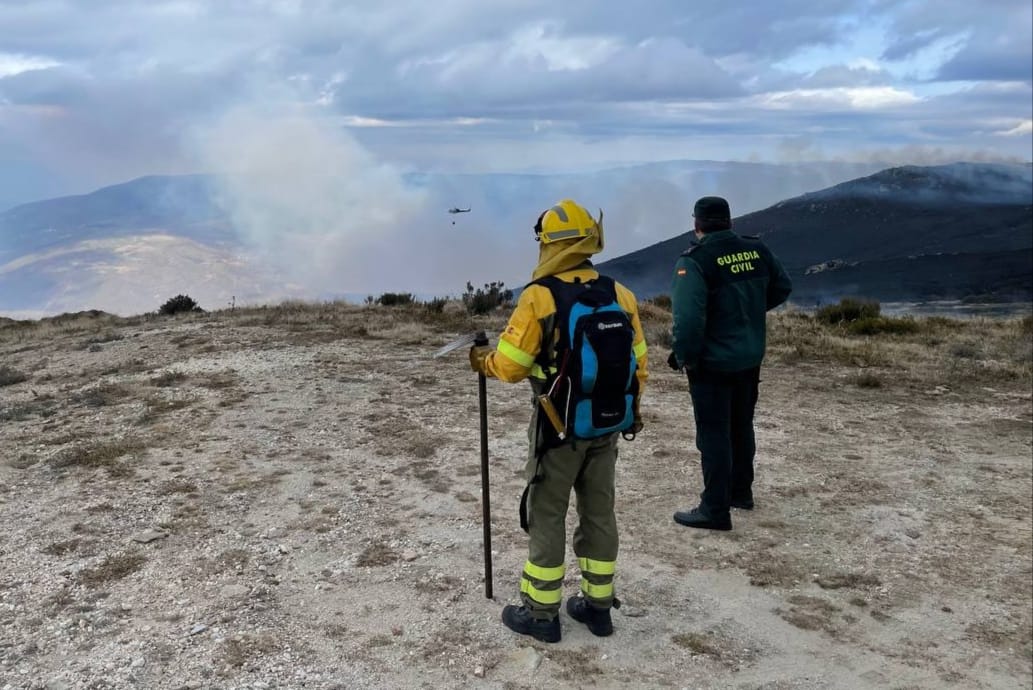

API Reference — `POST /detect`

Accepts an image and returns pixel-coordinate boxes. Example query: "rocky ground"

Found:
[1,304,1030,689]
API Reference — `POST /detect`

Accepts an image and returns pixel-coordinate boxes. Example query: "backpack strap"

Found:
[528,274,576,368]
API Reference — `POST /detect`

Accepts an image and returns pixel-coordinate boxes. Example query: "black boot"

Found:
[730,495,754,510]
[566,596,613,637]
[501,605,561,643]
[673,506,732,531]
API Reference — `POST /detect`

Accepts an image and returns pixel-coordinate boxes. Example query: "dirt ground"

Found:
[1,305,1030,689]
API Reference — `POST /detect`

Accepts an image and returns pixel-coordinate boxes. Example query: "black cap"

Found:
[693,196,731,222]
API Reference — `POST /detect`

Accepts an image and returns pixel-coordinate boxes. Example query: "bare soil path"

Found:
[1,307,1030,689]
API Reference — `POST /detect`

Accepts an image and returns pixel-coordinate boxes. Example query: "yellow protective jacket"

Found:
[482,266,648,401]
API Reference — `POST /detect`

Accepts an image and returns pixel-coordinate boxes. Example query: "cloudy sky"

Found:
[0,0,1031,211]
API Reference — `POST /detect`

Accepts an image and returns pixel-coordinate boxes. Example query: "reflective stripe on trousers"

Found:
[520,561,565,610]
[578,556,616,603]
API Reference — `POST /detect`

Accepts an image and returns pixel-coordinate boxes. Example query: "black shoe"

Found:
[501,605,561,643]
[566,596,614,637]
[673,506,732,531]
[730,495,754,510]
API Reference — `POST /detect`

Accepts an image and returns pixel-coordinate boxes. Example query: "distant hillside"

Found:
[0,175,233,265]
[599,163,1033,303]
[3,161,1028,315]
[0,160,884,316]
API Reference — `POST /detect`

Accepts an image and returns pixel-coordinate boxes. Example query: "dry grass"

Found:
[41,538,83,556]
[150,370,187,387]
[214,634,278,670]
[848,371,882,388]
[0,310,142,345]
[673,631,726,656]
[0,365,28,386]
[79,331,125,349]
[196,371,241,389]
[49,438,145,471]
[137,395,196,424]
[7,454,39,469]
[228,299,501,341]
[355,542,398,567]
[157,478,200,495]
[77,552,147,587]
[0,398,58,422]
[763,311,1033,388]
[71,383,134,408]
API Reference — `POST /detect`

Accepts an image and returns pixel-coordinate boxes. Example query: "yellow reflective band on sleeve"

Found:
[578,557,616,576]
[580,580,614,599]
[521,578,563,605]
[497,340,535,369]
[633,340,647,359]
[522,561,565,582]
[530,364,558,381]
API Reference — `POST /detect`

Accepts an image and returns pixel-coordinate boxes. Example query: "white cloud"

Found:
[0,53,60,79]
[504,23,620,72]
[0,0,1030,208]
[995,120,1033,136]
[758,86,922,110]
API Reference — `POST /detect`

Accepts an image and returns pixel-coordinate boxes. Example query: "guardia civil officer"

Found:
[469,199,649,642]
[668,196,792,530]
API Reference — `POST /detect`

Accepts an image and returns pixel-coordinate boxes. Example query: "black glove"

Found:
[667,351,682,371]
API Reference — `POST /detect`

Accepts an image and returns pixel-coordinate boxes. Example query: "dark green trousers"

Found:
[519,410,619,620]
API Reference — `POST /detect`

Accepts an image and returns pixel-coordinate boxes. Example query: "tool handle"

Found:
[478,370,493,599]
[536,394,567,440]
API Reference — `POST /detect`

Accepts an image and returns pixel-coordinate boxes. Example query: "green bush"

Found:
[375,292,416,307]
[158,294,203,316]
[462,281,513,315]
[845,316,920,336]
[816,298,880,325]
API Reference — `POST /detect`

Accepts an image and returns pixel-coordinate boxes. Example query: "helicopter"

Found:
[448,207,470,224]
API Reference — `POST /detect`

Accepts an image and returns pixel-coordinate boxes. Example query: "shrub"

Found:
[648,294,673,311]
[158,294,203,316]
[375,292,416,307]
[462,281,513,315]
[816,299,880,325]
[423,297,448,314]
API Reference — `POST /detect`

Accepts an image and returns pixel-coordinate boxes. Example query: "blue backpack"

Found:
[533,274,638,440]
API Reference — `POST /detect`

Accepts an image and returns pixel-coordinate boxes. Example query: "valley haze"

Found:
[2,161,1030,318]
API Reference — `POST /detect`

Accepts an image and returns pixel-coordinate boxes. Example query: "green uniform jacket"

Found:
[671,230,792,372]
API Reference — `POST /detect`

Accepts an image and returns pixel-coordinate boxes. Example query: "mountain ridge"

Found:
[598,163,1033,302]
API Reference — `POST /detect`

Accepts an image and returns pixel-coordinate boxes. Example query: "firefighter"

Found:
[469,199,648,642]
[669,196,792,530]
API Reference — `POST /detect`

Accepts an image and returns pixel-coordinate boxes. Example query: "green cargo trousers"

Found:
[519,410,619,620]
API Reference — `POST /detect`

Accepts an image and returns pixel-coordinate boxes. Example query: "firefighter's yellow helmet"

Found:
[534,199,599,244]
